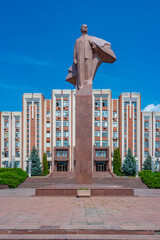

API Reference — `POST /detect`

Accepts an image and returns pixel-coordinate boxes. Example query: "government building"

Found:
[0,89,160,172]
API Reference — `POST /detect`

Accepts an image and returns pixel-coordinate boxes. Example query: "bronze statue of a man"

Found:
[66,24,116,90]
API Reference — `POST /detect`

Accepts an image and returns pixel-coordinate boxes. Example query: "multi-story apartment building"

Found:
[0,89,160,172]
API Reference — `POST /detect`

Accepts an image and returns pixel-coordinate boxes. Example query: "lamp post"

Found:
[136,159,139,178]
[11,155,15,168]
[151,156,155,173]
[28,158,32,178]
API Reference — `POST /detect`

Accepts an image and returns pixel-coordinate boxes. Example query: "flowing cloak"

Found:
[66,36,116,86]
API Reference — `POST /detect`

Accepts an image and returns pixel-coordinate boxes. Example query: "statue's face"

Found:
[81,24,88,34]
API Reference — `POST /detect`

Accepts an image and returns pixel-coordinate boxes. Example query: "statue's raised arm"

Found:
[66,24,116,90]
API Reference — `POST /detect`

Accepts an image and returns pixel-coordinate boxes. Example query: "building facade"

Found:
[0,89,160,172]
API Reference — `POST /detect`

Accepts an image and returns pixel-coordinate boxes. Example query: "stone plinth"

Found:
[75,84,93,184]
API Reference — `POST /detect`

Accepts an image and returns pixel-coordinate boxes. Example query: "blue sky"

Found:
[0,0,160,111]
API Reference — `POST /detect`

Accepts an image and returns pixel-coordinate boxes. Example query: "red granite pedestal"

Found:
[75,84,93,184]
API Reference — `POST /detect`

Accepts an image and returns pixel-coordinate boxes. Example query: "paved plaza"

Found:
[0,188,160,239]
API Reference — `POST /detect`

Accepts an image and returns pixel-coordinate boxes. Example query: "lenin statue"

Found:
[66,24,117,90]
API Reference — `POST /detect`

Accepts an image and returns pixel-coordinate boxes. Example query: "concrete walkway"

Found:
[0,188,160,239]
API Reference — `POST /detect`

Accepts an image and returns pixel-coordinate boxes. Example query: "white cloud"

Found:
[143,104,160,112]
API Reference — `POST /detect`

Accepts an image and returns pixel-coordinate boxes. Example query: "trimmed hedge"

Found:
[0,168,28,188]
[139,170,160,188]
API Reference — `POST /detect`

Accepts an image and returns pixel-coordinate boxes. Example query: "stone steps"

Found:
[18,172,147,189]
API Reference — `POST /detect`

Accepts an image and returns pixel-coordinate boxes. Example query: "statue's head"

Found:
[81,24,88,34]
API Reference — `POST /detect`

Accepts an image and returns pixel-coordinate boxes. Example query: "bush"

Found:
[122,148,136,176]
[26,146,42,176]
[139,170,160,188]
[42,153,49,176]
[0,168,28,188]
[143,155,152,170]
[113,148,124,176]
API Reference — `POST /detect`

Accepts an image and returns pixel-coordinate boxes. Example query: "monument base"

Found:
[75,84,93,184]
[35,184,134,197]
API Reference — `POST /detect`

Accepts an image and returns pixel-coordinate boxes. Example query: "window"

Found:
[155,121,159,129]
[113,131,117,138]
[46,122,50,128]
[95,100,100,107]
[15,142,19,148]
[134,109,137,113]
[64,131,69,137]
[134,129,136,132]
[37,119,39,123]
[95,121,100,127]
[27,102,31,107]
[15,151,20,158]
[27,114,29,118]
[124,102,129,107]
[102,131,107,137]
[124,124,126,127]
[63,111,69,118]
[64,141,69,147]
[46,132,50,138]
[113,142,117,148]
[113,112,117,118]
[27,129,29,133]
[113,122,117,127]
[144,141,148,148]
[133,102,137,108]
[15,122,20,128]
[37,114,39,118]
[4,141,8,148]
[4,132,8,138]
[96,151,106,157]
[144,132,149,138]
[102,140,108,147]
[46,111,50,117]
[56,131,61,137]
[37,144,39,148]
[56,100,61,107]
[144,151,148,157]
[46,142,50,147]
[155,132,159,138]
[4,152,8,157]
[155,151,160,157]
[63,100,69,107]
[56,141,61,147]
[27,109,29,113]
[95,141,100,147]
[57,150,68,157]
[102,121,107,128]
[27,119,29,123]
[56,111,61,117]
[124,109,126,113]
[102,111,108,118]
[56,121,61,128]
[144,122,148,129]
[95,111,100,118]
[63,121,69,127]
[47,151,51,157]
[102,100,107,107]
[95,131,100,137]
[155,141,159,149]
[3,161,9,167]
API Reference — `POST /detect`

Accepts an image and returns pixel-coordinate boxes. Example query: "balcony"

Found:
[93,146,109,162]
[54,146,70,161]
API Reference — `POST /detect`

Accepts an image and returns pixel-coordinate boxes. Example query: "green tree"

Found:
[113,148,122,175]
[122,148,136,176]
[26,146,42,176]
[143,155,151,170]
[42,153,49,176]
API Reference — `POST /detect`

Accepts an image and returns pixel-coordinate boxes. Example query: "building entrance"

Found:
[96,162,106,172]
[57,162,67,172]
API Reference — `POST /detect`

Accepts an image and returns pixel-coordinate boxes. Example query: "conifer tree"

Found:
[143,155,151,170]
[42,153,49,176]
[122,148,136,176]
[26,146,42,176]
[113,148,122,175]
